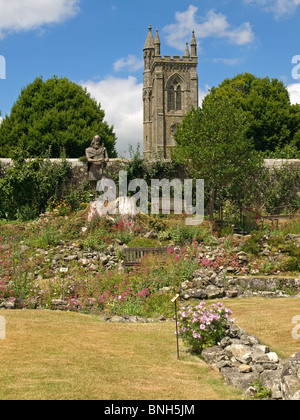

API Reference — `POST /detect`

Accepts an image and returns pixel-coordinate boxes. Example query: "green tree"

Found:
[0,76,117,158]
[172,95,262,222]
[208,73,300,154]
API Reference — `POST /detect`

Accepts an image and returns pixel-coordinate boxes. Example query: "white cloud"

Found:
[213,57,244,66]
[199,85,210,106]
[0,0,80,38]
[287,83,300,104]
[163,6,254,51]
[114,55,144,73]
[245,0,300,17]
[81,76,143,156]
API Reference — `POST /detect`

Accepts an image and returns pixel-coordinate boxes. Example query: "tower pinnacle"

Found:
[183,42,190,58]
[144,25,155,50]
[154,29,161,56]
[191,31,197,57]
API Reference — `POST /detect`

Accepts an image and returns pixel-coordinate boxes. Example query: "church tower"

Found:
[143,26,198,160]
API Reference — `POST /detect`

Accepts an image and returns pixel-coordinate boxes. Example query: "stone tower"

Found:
[143,26,198,160]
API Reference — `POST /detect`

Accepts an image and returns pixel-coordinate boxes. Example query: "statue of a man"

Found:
[86,135,109,185]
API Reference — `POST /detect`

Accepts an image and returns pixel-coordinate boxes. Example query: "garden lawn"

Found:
[0,310,242,401]
[0,297,299,400]
[221,297,300,359]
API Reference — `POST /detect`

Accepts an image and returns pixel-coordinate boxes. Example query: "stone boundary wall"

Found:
[264,159,300,170]
[1,158,300,191]
[0,158,129,190]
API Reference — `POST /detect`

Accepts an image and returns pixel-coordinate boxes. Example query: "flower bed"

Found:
[177,301,235,354]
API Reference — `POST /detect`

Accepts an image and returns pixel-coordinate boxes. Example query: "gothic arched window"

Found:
[167,76,182,112]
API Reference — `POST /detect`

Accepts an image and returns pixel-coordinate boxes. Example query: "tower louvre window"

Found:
[149,90,152,120]
[176,85,182,111]
[167,77,182,112]
[168,86,175,112]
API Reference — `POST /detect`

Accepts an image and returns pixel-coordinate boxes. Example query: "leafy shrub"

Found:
[30,226,63,248]
[0,149,70,221]
[241,240,260,256]
[139,251,199,290]
[62,184,96,211]
[267,236,300,259]
[168,223,212,244]
[278,218,300,236]
[177,301,234,354]
[148,217,167,232]
[267,236,286,247]
[142,291,174,318]
[83,228,112,251]
[279,256,299,273]
[241,230,265,256]
[285,244,300,258]
[82,217,135,250]
[219,224,234,237]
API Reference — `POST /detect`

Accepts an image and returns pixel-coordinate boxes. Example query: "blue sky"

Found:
[0,0,300,155]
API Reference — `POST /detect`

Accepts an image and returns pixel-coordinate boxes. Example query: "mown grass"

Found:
[221,297,300,359]
[0,310,243,401]
[0,297,299,400]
